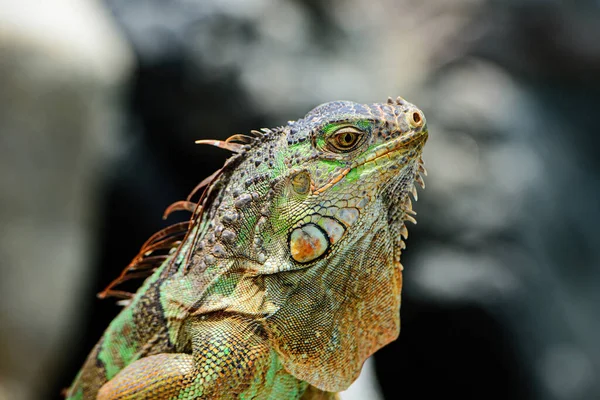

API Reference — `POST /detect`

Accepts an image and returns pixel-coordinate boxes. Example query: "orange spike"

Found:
[225,134,253,144]
[98,289,134,300]
[138,238,182,257]
[195,139,244,153]
[130,255,170,270]
[186,169,221,202]
[140,221,190,251]
[163,200,201,219]
[98,271,153,299]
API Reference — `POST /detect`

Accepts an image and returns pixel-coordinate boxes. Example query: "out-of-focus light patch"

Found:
[0,0,132,85]
[237,0,479,116]
[206,0,273,18]
[487,144,543,197]
[421,57,546,237]
[0,378,27,400]
[256,0,308,47]
[340,357,383,400]
[423,129,481,191]
[538,344,594,399]
[434,60,526,131]
[412,247,520,303]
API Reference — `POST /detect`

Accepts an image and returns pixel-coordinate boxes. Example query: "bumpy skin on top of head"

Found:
[66,97,428,399]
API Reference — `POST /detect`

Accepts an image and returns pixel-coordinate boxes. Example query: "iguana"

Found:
[66,97,428,399]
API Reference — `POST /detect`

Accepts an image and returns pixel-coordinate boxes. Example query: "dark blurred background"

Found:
[1,0,599,399]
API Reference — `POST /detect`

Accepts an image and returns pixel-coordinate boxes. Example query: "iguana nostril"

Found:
[409,110,424,127]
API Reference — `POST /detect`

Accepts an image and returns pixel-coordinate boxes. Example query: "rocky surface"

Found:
[0,1,131,399]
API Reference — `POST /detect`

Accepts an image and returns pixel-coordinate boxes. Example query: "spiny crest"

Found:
[194,128,285,154]
[99,126,286,300]
[386,96,408,106]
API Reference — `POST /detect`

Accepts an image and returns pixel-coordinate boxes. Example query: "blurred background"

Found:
[1,0,599,399]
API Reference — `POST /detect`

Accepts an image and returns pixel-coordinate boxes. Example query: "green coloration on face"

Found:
[355,119,372,132]
[236,213,258,245]
[203,273,240,297]
[322,119,370,132]
[271,145,291,178]
[319,158,345,171]
[345,167,361,183]
[321,122,340,135]
[322,119,372,137]
[315,136,326,149]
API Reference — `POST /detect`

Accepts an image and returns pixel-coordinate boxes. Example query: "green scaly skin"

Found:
[66,97,428,399]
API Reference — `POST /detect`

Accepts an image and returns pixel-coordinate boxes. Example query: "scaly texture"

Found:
[66,97,428,399]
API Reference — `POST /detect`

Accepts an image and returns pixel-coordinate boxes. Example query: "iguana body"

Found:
[66,97,428,399]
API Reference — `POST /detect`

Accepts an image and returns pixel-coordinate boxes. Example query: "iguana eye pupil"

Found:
[336,132,357,147]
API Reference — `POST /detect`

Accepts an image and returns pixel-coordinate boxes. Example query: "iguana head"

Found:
[270,98,427,267]
[165,97,427,392]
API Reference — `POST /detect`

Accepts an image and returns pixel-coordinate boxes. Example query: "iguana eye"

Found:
[327,126,364,152]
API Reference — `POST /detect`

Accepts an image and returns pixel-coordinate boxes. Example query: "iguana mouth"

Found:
[313,129,427,194]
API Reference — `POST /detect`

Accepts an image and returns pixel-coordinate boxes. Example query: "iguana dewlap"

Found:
[66,97,428,399]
